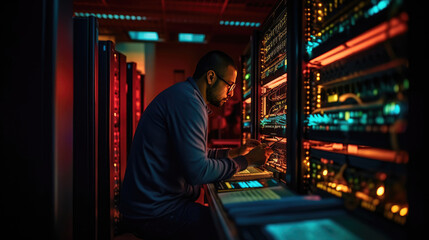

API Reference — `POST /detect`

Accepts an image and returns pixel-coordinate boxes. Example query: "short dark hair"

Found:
[192,50,237,79]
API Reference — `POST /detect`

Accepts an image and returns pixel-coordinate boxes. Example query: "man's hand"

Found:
[244,143,273,166]
[238,139,261,155]
[228,139,261,158]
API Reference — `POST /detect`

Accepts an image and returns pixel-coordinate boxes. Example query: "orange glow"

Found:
[355,191,371,201]
[376,186,385,196]
[399,207,408,216]
[263,73,287,88]
[336,184,349,192]
[314,45,346,65]
[347,144,358,154]
[265,137,287,144]
[332,143,343,150]
[310,141,409,164]
[310,12,408,66]
[322,169,328,176]
[391,205,400,213]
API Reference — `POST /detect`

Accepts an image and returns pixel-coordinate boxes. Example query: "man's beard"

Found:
[206,83,227,107]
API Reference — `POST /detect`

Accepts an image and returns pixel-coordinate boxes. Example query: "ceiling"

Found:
[73,0,277,44]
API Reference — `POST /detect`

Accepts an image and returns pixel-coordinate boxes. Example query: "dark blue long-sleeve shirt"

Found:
[119,77,248,219]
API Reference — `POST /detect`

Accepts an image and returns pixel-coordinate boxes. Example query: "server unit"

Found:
[73,16,99,240]
[126,62,144,155]
[98,40,128,239]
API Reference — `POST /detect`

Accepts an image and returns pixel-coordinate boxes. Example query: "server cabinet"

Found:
[73,16,99,240]
[258,0,288,181]
[126,62,144,155]
[3,0,74,238]
[98,40,127,239]
[240,31,261,145]
[302,0,410,237]
[240,44,252,144]
[138,72,145,112]
[210,0,419,239]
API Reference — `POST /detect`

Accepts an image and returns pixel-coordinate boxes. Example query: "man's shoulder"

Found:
[161,80,200,102]
[167,80,192,93]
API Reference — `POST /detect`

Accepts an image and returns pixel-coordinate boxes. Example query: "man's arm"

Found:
[168,95,247,185]
[207,148,229,158]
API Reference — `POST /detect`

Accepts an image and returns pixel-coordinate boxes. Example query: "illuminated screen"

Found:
[265,218,360,240]
[216,178,278,191]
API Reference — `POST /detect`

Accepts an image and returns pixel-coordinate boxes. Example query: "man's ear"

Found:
[206,70,215,85]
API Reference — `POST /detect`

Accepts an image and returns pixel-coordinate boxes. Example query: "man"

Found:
[120,50,272,239]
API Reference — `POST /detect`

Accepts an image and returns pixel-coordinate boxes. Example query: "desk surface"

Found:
[204,181,403,240]
[205,180,292,240]
[205,183,240,240]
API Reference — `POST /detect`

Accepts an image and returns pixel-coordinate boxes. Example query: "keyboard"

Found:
[228,166,273,181]
[238,167,263,174]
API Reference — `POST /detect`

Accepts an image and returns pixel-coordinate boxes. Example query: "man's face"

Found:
[206,65,237,107]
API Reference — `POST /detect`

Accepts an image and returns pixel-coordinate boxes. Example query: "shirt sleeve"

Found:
[167,91,247,185]
[207,148,229,158]
[207,148,248,171]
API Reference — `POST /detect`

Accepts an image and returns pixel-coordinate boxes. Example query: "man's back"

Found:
[119,78,243,220]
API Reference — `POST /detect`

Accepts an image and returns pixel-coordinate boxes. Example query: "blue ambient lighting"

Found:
[128,31,159,41]
[74,12,148,21]
[178,33,205,43]
[219,20,261,27]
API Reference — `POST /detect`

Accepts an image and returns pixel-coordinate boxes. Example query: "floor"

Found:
[113,233,143,240]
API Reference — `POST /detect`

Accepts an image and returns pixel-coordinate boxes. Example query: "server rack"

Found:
[250,31,261,141]
[126,62,144,155]
[73,16,99,240]
[301,0,410,237]
[208,0,416,239]
[4,0,74,238]
[258,0,288,181]
[119,53,128,187]
[240,44,252,144]
[138,72,145,112]
[98,40,127,239]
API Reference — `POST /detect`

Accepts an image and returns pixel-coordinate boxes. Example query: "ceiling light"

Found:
[128,31,159,41]
[178,33,205,43]
[219,20,261,28]
[74,12,147,21]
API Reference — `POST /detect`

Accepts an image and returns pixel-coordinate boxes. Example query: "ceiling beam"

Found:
[161,0,167,39]
[220,0,229,16]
